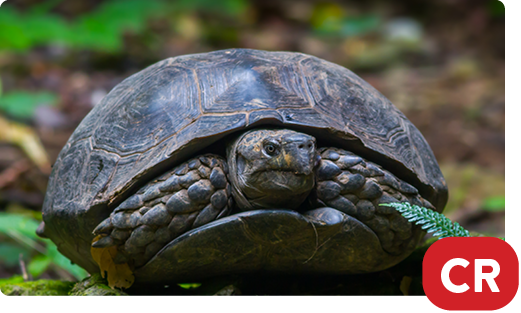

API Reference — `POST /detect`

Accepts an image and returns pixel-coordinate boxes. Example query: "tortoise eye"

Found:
[264,143,279,156]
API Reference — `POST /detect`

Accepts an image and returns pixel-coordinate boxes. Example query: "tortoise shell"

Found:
[41,49,447,278]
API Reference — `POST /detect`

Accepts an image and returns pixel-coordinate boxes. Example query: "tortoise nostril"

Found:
[298,142,314,151]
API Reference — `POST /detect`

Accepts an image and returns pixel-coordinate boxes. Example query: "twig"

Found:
[19,253,32,281]
[7,230,47,254]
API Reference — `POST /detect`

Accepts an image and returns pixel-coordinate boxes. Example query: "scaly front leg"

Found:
[92,154,232,268]
[313,147,435,255]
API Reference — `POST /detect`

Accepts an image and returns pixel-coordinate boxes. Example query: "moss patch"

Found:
[0,274,127,296]
[69,274,127,296]
[0,279,74,296]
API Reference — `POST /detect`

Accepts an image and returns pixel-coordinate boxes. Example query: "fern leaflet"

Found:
[380,202,470,239]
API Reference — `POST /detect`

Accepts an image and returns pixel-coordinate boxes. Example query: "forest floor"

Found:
[0,0,504,293]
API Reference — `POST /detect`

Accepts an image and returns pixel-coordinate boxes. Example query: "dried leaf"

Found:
[91,235,135,289]
[0,115,50,173]
[107,262,135,289]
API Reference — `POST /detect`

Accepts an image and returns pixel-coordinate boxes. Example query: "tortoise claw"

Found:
[92,235,115,248]
[93,217,113,235]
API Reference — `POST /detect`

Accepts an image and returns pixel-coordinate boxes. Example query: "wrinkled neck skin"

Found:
[227,129,320,211]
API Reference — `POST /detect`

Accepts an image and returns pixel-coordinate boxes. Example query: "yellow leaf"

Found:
[400,276,412,296]
[107,262,135,289]
[91,235,135,289]
[0,115,50,174]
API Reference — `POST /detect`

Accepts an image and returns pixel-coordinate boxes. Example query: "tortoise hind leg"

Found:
[314,147,435,255]
[92,154,233,268]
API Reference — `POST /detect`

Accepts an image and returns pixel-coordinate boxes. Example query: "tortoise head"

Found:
[227,129,320,210]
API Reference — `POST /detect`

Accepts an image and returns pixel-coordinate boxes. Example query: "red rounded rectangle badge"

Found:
[423,237,518,310]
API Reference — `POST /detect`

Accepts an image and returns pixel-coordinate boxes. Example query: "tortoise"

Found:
[37,48,447,284]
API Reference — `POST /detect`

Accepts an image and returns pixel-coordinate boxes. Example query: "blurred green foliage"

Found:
[311,3,380,37]
[0,212,88,280]
[481,196,505,212]
[0,0,250,53]
[0,0,429,71]
[0,0,167,52]
[178,283,202,289]
[0,275,25,285]
[174,0,248,16]
[488,0,505,17]
[0,90,58,119]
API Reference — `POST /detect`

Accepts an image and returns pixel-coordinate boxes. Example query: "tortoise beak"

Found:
[281,135,318,175]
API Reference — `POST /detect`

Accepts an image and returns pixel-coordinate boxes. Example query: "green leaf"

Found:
[178,283,202,289]
[481,196,505,212]
[432,230,448,237]
[341,15,380,37]
[421,222,436,229]
[0,8,33,51]
[0,213,87,280]
[5,204,43,221]
[0,243,31,266]
[310,3,344,34]
[0,212,42,240]
[74,17,123,52]
[28,254,52,278]
[380,202,471,238]
[45,241,89,280]
[0,91,58,119]
[23,14,72,47]
[0,213,46,275]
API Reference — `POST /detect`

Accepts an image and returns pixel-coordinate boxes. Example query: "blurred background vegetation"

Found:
[0,0,504,283]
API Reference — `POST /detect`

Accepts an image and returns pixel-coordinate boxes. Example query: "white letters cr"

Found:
[441,258,500,293]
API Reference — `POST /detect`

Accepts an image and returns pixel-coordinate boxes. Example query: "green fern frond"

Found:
[380,202,470,239]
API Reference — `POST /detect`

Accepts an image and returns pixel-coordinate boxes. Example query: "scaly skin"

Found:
[92,129,433,269]
[314,147,434,255]
[92,154,232,268]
